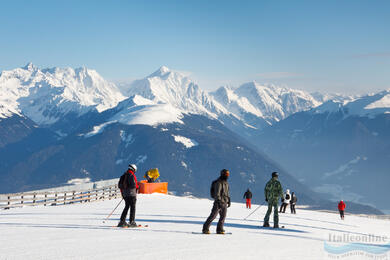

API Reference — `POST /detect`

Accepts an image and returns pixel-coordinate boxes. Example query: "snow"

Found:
[0,63,125,123]
[67,178,91,185]
[1,194,389,259]
[172,135,199,148]
[365,94,390,109]
[82,121,117,138]
[112,102,184,126]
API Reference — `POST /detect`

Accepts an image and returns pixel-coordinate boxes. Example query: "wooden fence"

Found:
[0,184,120,210]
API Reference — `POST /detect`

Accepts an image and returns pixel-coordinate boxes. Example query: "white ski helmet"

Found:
[128,164,137,172]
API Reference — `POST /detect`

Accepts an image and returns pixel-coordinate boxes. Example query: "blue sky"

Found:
[0,0,389,94]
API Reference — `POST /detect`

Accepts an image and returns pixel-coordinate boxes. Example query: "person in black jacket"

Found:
[243,188,253,209]
[202,169,231,234]
[290,192,297,214]
[117,164,139,227]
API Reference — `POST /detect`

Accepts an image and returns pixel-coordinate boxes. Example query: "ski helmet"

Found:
[272,172,279,178]
[128,164,137,172]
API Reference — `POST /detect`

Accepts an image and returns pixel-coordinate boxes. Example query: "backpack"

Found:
[210,179,219,199]
[285,194,290,200]
[118,173,127,190]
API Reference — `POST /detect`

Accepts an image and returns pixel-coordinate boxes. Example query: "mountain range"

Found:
[0,63,387,214]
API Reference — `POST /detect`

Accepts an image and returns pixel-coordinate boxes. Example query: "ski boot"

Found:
[202,229,211,234]
[217,229,225,234]
[263,222,270,227]
[117,221,129,228]
[273,224,279,229]
[129,221,138,227]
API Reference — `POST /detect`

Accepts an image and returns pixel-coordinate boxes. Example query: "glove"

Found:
[228,198,231,208]
[265,198,268,202]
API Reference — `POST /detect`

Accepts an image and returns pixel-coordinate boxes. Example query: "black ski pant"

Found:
[203,201,227,232]
[279,203,288,213]
[120,196,137,223]
[290,204,296,214]
[339,210,344,219]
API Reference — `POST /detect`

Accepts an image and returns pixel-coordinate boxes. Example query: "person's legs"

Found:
[273,202,279,227]
[120,197,130,222]
[264,203,272,225]
[129,196,137,223]
[203,201,219,231]
[217,203,227,232]
[248,199,251,209]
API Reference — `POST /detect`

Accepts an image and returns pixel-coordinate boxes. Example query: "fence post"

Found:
[88,191,91,203]
[64,192,66,205]
[8,196,10,206]
[72,191,75,203]
[33,194,36,205]
[44,193,47,206]
[21,195,24,205]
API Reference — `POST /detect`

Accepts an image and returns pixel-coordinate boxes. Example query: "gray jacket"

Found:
[214,178,230,204]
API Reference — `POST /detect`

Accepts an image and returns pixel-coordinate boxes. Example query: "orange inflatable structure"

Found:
[138,180,168,194]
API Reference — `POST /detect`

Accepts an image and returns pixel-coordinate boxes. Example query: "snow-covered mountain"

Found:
[255,91,390,212]
[0,63,125,124]
[211,82,322,129]
[117,67,323,140]
[311,90,390,117]
[121,66,228,119]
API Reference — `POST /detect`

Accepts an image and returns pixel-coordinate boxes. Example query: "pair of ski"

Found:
[114,224,149,228]
[192,225,285,235]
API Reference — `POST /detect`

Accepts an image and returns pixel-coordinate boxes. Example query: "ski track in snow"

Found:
[1,194,389,260]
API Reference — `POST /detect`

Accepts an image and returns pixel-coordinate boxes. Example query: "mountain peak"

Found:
[149,66,171,78]
[23,62,37,71]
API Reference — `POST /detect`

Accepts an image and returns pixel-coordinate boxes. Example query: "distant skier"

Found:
[117,164,139,227]
[263,172,284,228]
[338,200,346,220]
[279,189,291,213]
[243,188,253,209]
[202,169,231,234]
[290,192,297,214]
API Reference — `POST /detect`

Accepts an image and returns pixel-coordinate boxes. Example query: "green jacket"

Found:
[264,177,283,203]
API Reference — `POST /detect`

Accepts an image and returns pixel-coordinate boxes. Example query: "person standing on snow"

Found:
[243,188,253,209]
[290,192,297,214]
[279,189,291,213]
[338,200,346,220]
[263,172,284,228]
[202,169,231,234]
[117,164,139,227]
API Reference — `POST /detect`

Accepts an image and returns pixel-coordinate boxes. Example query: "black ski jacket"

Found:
[243,190,252,199]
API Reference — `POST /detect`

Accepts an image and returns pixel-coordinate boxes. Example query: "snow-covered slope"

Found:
[1,194,389,260]
[0,63,125,124]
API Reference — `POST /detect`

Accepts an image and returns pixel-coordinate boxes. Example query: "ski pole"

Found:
[243,202,266,220]
[103,198,123,223]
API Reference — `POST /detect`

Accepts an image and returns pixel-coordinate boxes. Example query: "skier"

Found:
[117,164,139,227]
[338,200,346,220]
[202,169,231,234]
[243,188,253,209]
[279,189,291,213]
[290,192,297,214]
[263,172,284,228]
